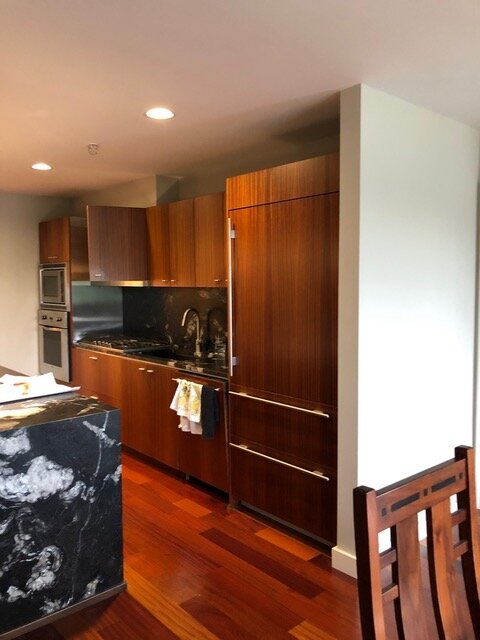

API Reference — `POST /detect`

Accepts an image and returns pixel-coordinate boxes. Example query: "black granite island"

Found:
[0,374,125,639]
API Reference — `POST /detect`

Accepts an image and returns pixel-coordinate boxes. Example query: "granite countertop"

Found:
[0,393,117,433]
[74,345,229,381]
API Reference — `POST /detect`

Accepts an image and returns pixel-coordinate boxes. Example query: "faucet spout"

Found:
[181,308,202,358]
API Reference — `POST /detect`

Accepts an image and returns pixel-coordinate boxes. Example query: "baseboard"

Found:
[331,545,357,578]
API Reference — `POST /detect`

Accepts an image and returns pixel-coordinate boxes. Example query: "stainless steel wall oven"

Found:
[38,309,70,382]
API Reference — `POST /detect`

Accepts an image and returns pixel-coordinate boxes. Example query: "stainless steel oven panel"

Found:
[39,263,70,310]
[38,309,70,382]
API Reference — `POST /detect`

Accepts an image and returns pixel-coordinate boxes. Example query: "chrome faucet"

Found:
[181,308,202,358]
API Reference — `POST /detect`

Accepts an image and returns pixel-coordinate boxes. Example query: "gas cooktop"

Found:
[76,335,171,354]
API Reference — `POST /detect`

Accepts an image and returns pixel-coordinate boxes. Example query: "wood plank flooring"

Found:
[18,451,361,640]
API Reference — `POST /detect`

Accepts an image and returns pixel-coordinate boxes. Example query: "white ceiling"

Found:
[2,0,479,197]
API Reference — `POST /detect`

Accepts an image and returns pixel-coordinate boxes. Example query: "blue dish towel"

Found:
[201,386,219,440]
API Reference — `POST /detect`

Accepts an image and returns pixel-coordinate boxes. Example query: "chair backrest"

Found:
[353,445,480,640]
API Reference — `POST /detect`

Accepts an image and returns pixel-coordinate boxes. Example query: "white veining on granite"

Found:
[82,577,101,599]
[0,429,31,456]
[83,418,116,446]
[60,480,87,503]
[26,546,62,591]
[0,455,74,502]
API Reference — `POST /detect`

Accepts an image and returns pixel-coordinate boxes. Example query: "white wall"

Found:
[333,85,479,576]
[0,193,71,375]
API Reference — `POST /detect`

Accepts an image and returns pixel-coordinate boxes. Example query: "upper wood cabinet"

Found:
[39,217,70,263]
[147,192,225,287]
[39,216,89,280]
[168,198,196,286]
[146,204,170,286]
[87,205,148,284]
[194,192,226,287]
[226,153,339,210]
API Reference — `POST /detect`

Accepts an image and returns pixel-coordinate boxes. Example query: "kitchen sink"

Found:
[130,347,211,366]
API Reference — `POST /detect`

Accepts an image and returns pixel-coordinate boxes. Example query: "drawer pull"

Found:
[229,391,330,418]
[229,443,330,482]
[88,356,98,361]
[146,369,154,373]
[138,367,146,371]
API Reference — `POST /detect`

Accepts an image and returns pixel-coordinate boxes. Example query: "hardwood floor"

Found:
[19,451,361,640]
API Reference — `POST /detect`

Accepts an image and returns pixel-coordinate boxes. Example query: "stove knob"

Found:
[41,314,47,320]
[56,317,63,322]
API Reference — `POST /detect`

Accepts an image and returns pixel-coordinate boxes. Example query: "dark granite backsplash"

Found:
[123,287,227,356]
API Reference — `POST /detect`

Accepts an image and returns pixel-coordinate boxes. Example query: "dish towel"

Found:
[200,385,219,440]
[170,380,203,435]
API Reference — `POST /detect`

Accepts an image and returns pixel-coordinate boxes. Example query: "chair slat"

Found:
[392,516,430,638]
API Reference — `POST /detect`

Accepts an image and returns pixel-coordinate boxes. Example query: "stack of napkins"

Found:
[0,372,76,404]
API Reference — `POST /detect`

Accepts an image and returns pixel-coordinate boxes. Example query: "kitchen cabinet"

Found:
[87,205,148,284]
[39,216,89,279]
[39,217,70,263]
[174,372,228,492]
[70,347,123,408]
[121,359,178,467]
[146,204,171,285]
[72,347,228,491]
[147,192,225,287]
[194,192,226,287]
[226,152,339,544]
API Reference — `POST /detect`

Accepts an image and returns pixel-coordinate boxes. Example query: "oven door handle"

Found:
[41,326,66,332]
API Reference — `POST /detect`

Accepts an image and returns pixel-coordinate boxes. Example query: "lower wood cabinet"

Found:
[174,374,228,492]
[71,347,228,491]
[228,391,337,544]
[71,347,122,407]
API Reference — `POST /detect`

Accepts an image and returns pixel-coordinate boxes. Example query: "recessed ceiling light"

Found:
[145,107,175,120]
[32,162,52,171]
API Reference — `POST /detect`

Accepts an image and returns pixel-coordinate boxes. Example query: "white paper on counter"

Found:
[0,372,79,404]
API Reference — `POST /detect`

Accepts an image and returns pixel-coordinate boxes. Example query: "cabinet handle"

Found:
[146,369,154,374]
[47,255,58,259]
[94,273,102,278]
[138,367,146,371]
[229,391,330,418]
[161,279,169,283]
[88,356,98,361]
[170,279,176,283]
[229,443,330,482]
[214,278,221,283]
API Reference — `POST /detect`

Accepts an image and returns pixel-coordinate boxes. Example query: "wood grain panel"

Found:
[229,193,339,408]
[230,446,337,544]
[194,192,226,287]
[87,206,147,282]
[168,199,195,286]
[226,153,339,210]
[39,216,70,263]
[146,204,171,286]
[229,392,336,474]
[70,348,123,408]
[175,373,228,492]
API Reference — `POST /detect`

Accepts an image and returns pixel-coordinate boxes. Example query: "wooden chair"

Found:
[353,445,480,639]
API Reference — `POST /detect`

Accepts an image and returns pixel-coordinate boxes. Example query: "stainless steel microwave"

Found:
[39,263,70,309]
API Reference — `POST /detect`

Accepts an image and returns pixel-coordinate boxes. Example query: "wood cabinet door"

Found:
[229,193,339,411]
[175,374,228,492]
[121,360,179,467]
[87,206,147,283]
[168,199,195,286]
[71,348,122,408]
[154,366,180,468]
[121,359,158,457]
[146,205,171,286]
[194,192,226,287]
[39,217,70,263]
